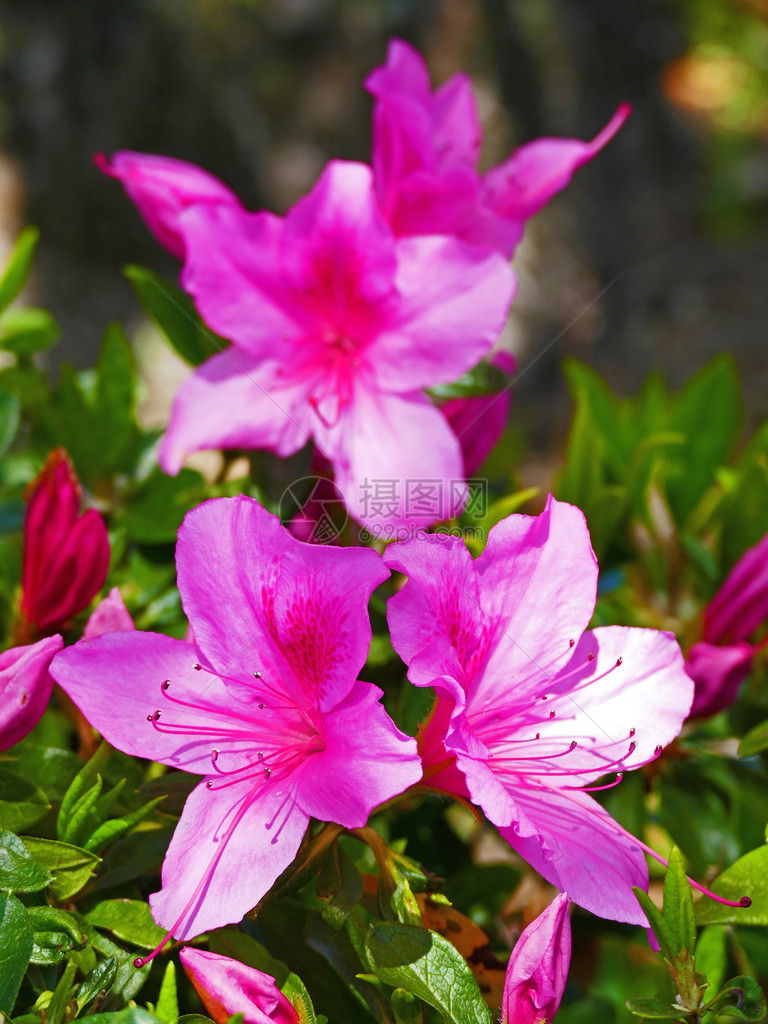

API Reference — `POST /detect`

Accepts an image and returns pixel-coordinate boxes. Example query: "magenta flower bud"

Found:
[95,151,240,259]
[502,893,571,1024]
[20,449,110,639]
[685,531,768,717]
[0,635,63,750]
[179,948,298,1024]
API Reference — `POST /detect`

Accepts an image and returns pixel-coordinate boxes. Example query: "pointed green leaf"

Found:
[58,742,111,841]
[46,959,78,1024]
[84,794,166,852]
[124,264,222,365]
[738,719,768,759]
[0,890,33,1014]
[21,837,100,900]
[75,955,118,1014]
[364,921,493,1024]
[663,847,697,956]
[633,887,677,964]
[428,360,511,401]
[28,906,86,964]
[155,960,179,1024]
[0,390,20,456]
[0,226,40,314]
[62,775,104,846]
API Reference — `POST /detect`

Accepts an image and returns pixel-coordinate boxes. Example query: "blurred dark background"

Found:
[1,0,768,473]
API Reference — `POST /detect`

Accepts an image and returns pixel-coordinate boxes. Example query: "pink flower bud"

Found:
[20,449,110,638]
[502,893,571,1024]
[0,635,62,750]
[179,948,299,1024]
[83,587,135,640]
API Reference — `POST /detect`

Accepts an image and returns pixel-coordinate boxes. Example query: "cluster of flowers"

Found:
[98,39,628,533]
[3,39,762,1024]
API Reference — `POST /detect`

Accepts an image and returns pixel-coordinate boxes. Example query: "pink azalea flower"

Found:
[50,496,421,943]
[365,39,630,257]
[19,449,110,641]
[502,892,571,1024]
[95,151,240,259]
[384,495,695,924]
[154,160,514,532]
[686,531,768,717]
[0,635,63,751]
[180,948,298,1024]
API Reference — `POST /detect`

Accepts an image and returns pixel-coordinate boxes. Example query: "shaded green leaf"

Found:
[364,921,493,1024]
[0,890,33,1014]
[0,828,52,892]
[21,837,100,900]
[428,361,511,401]
[0,766,50,831]
[0,390,21,457]
[738,719,768,759]
[125,264,222,365]
[155,960,179,1024]
[704,975,766,1020]
[633,887,677,964]
[85,794,166,853]
[59,741,111,841]
[317,842,364,930]
[663,847,697,957]
[75,955,118,1014]
[624,997,687,1019]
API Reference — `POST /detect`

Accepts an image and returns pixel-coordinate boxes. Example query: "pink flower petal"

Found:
[83,587,135,640]
[482,104,631,223]
[179,205,297,359]
[499,786,649,925]
[150,778,310,939]
[96,151,240,259]
[159,351,311,475]
[370,235,515,393]
[0,635,62,751]
[175,496,388,712]
[474,496,598,710]
[325,389,466,532]
[50,631,228,772]
[294,681,420,825]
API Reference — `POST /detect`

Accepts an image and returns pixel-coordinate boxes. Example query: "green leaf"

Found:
[46,959,78,1024]
[0,890,33,1014]
[695,845,768,925]
[6,741,82,803]
[738,719,768,759]
[58,742,111,841]
[0,306,60,354]
[695,925,728,1002]
[155,960,179,1024]
[75,955,118,1014]
[21,837,100,900]
[119,468,208,543]
[0,766,50,831]
[0,390,21,456]
[663,846,697,957]
[84,794,166,853]
[0,828,52,892]
[93,323,139,469]
[86,898,168,950]
[74,915,152,1004]
[624,997,687,1019]
[125,264,222,365]
[364,921,493,1024]
[703,975,766,1020]
[0,226,39,314]
[428,361,511,401]
[633,887,677,964]
[316,842,364,930]
[62,775,104,846]
[27,906,86,964]
[391,988,422,1024]
[79,1009,163,1024]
